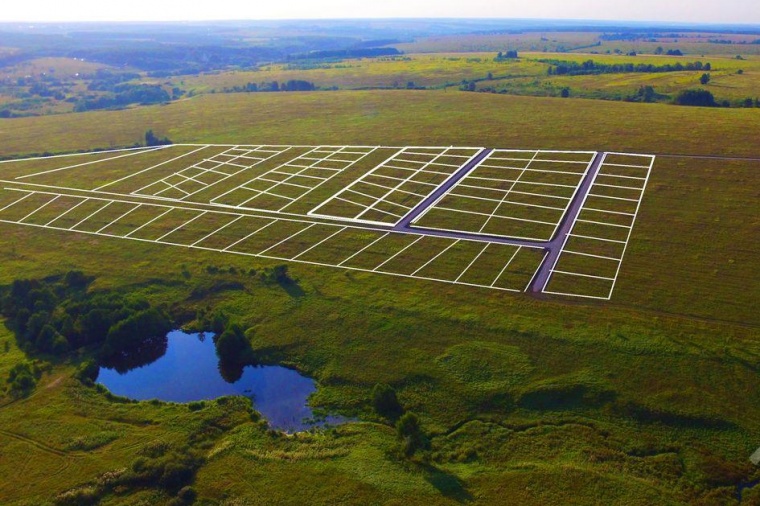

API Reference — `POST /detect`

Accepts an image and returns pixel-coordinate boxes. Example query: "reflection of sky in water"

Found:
[98,330,340,432]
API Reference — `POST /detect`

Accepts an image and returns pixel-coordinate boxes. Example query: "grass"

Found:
[0,81,757,504]
[2,90,760,159]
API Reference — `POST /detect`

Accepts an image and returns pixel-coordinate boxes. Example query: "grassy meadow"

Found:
[0,44,759,506]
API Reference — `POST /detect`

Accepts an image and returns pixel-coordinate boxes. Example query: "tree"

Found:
[214,324,250,364]
[372,383,404,420]
[145,130,172,146]
[700,73,711,85]
[396,411,428,456]
[560,87,570,98]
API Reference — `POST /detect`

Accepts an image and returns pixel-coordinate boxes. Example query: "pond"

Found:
[97,330,343,432]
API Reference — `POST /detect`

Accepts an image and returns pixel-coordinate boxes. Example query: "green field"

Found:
[0,35,759,506]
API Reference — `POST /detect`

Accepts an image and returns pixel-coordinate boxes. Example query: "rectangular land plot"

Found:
[294,227,386,265]
[491,246,546,291]
[413,239,493,281]
[227,220,312,256]
[543,271,615,300]
[374,236,455,275]
[15,194,80,226]
[340,233,420,270]
[0,191,60,222]
[259,224,347,260]
[192,215,276,250]
[126,208,203,242]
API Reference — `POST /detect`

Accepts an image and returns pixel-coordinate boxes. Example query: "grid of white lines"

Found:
[131,145,289,200]
[210,146,377,211]
[309,147,481,226]
[411,149,595,241]
[542,153,655,300]
[0,188,543,294]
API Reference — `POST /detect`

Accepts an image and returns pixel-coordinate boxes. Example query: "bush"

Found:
[396,411,429,456]
[372,383,404,420]
[6,361,40,397]
[76,360,100,384]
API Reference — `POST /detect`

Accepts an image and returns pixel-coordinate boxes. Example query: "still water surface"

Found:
[98,330,340,432]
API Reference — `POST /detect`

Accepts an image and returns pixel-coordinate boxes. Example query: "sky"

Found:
[0,0,758,25]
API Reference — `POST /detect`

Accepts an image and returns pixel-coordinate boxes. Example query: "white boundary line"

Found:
[190,215,244,247]
[490,246,522,287]
[540,152,607,294]
[15,146,167,180]
[604,154,655,299]
[18,194,60,222]
[542,153,655,300]
[97,145,210,191]
[411,239,461,276]
[0,145,162,165]
[0,187,545,294]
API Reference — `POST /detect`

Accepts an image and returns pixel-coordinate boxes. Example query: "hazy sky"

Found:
[0,0,758,25]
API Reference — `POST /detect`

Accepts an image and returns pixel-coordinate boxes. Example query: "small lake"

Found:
[97,330,342,432]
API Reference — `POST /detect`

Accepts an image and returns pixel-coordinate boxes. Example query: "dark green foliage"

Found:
[495,50,518,60]
[396,411,429,456]
[145,129,172,146]
[675,89,717,107]
[372,383,404,420]
[0,272,173,369]
[627,85,660,103]
[6,361,40,397]
[544,58,709,76]
[700,73,711,85]
[214,324,250,364]
[560,87,570,98]
[123,449,203,492]
[75,359,100,384]
[101,308,172,361]
[260,264,292,284]
[74,84,170,112]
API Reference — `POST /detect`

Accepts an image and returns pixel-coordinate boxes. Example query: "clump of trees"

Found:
[74,83,170,112]
[370,383,428,457]
[495,50,518,60]
[0,271,173,372]
[144,129,172,146]
[674,89,718,107]
[5,361,41,398]
[224,80,317,94]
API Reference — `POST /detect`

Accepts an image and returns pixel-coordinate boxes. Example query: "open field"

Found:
[174,51,760,105]
[1,90,760,158]
[396,32,760,56]
[0,84,758,505]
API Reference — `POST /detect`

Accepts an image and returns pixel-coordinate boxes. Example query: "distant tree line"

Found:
[290,47,401,60]
[542,59,711,76]
[74,83,170,112]
[223,80,317,93]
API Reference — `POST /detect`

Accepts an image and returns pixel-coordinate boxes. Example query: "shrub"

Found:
[372,383,404,420]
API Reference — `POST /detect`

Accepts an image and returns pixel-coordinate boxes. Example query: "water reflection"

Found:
[97,330,343,432]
